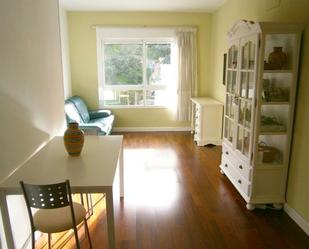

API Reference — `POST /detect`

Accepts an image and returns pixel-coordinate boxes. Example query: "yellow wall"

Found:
[67,11,211,128]
[209,0,309,223]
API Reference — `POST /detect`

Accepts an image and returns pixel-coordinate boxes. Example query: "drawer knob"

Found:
[225,164,228,168]
[238,179,242,184]
[225,151,229,155]
[239,165,243,170]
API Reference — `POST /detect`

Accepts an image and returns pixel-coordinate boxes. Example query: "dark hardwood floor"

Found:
[45,132,309,249]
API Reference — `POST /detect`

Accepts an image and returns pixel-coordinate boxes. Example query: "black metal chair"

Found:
[20,180,92,249]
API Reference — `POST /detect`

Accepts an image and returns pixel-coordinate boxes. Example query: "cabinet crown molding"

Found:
[227,20,262,39]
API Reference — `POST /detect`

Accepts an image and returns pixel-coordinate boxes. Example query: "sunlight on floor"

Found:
[124,148,180,209]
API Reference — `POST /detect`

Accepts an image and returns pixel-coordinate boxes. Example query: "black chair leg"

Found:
[73,226,81,249]
[84,219,92,248]
[31,231,35,249]
[48,233,51,249]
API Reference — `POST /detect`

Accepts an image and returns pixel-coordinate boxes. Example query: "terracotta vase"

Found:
[268,47,287,70]
[63,122,84,157]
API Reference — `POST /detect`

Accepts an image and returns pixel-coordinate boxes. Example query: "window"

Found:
[96,28,177,108]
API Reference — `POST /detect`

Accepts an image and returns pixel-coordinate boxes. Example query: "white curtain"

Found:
[176,28,197,121]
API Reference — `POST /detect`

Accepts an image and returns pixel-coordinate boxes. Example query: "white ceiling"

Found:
[60,0,226,12]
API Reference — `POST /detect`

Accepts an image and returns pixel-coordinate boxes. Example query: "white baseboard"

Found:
[284,203,309,236]
[113,127,192,132]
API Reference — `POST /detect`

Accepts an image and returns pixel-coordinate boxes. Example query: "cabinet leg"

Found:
[246,203,255,210]
[220,169,225,175]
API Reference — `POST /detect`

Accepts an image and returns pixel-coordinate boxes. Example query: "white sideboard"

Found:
[191,97,223,146]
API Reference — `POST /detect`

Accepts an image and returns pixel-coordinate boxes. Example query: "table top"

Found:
[0,136,123,194]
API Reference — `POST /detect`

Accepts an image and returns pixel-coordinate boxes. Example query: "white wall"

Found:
[59,7,72,99]
[0,0,65,248]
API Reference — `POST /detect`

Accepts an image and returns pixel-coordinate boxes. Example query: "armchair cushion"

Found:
[89,110,112,119]
[88,115,114,135]
[78,124,100,135]
[67,96,90,123]
[64,100,83,124]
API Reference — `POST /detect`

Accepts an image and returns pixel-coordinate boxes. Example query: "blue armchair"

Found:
[65,96,114,135]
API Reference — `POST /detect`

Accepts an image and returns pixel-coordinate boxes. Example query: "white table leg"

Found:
[119,144,124,198]
[105,188,115,249]
[0,192,15,249]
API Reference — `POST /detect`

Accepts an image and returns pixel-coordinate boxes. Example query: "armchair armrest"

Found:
[89,110,112,119]
[79,124,100,136]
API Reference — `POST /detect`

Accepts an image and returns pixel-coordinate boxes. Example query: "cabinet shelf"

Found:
[238,123,251,132]
[261,101,289,106]
[224,115,236,121]
[239,97,254,102]
[263,70,293,74]
[226,92,235,96]
[256,164,284,169]
[240,69,255,73]
[223,137,233,145]
[259,131,287,135]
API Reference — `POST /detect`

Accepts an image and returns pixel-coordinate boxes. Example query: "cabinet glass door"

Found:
[224,42,239,145]
[235,35,258,162]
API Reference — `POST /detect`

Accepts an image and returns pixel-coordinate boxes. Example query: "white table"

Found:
[0,135,124,249]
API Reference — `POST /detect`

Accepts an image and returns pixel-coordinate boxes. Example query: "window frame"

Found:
[96,27,176,109]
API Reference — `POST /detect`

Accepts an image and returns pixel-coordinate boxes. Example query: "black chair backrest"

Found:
[20,180,71,209]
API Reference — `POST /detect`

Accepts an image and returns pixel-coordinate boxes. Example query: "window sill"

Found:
[100,105,169,110]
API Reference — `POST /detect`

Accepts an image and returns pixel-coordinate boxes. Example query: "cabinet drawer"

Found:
[234,173,251,197]
[233,156,251,182]
[221,157,251,197]
[222,144,233,158]
[222,145,251,181]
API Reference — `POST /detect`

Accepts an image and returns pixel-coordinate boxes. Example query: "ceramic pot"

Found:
[63,122,84,157]
[268,47,287,70]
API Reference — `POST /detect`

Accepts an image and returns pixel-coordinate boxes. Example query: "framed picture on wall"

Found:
[223,53,227,85]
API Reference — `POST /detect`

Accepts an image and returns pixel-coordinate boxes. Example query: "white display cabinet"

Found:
[220,20,303,210]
